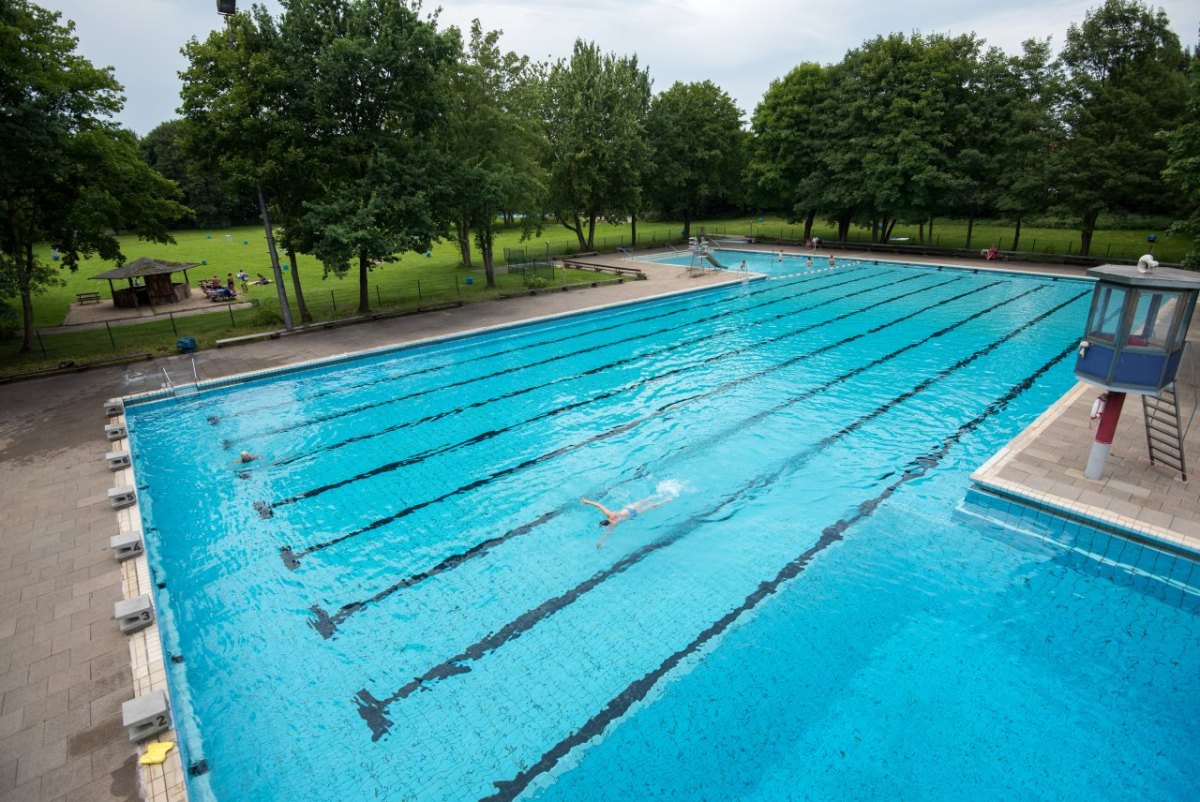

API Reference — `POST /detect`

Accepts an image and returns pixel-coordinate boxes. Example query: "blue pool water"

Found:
[649,246,852,276]
[125,260,1200,801]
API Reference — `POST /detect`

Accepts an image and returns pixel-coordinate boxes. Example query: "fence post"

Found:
[456,276,460,297]
[169,312,177,337]
[376,285,382,305]
[417,280,422,300]
[105,321,115,348]
[228,303,235,325]
[1030,238,1037,252]
[330,290,336,312]
[36,329,47,357]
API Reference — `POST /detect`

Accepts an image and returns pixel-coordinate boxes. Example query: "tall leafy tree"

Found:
[543,40,651,250]
[749,63,834,240]
[646,81,743,239]
[1162,45,1200,267]
[439,21,545,287]
[993,39,1062,251]
[139,119,256,229]
[1053,0,1189,255]
[181,4,316,323]
[0,0,185,352]
[282,0,457,313]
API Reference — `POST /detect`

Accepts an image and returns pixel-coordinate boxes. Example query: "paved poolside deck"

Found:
[1,250,1194,802]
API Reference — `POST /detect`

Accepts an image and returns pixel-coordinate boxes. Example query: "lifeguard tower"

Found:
[1075,258,1199,480]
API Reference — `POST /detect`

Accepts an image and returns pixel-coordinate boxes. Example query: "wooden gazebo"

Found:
[91,258,199,308]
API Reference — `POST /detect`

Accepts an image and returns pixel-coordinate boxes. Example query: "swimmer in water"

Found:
[581,493,676,548]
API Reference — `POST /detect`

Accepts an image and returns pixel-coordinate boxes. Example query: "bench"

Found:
[76,291,101,305]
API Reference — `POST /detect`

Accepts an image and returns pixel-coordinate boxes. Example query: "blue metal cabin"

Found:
[1075,264,1200,394]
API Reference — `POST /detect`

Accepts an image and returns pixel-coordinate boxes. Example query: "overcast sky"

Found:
[39,0,1200,136]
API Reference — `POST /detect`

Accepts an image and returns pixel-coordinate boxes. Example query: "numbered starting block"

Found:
[104,398,125,417]
[114,594,154,634]
[108,486,136,510]
[109,531,144,561]
[105,423,127,442]
[106,450,131,471]
[122,691,171,742]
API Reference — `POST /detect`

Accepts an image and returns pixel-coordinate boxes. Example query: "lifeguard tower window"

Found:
[1128,291,1179,350]
[1086,284,1127,344]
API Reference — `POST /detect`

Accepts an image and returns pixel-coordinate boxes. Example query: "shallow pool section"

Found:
[647,246,859,276]
[125,262,1200,801]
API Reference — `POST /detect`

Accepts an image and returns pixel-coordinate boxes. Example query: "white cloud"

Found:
[39,0,1200,135]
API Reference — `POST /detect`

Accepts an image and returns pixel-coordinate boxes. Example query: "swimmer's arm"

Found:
[580,498,616,517]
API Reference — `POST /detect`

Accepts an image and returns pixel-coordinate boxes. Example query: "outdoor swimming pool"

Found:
[124,259,1200,801]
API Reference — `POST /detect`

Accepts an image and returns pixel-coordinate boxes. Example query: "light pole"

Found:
[217,0,293,331]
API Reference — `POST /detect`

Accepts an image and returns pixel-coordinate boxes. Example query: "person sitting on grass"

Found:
[253,273,272,285]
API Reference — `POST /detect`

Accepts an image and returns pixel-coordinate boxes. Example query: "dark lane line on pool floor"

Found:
[205,269,808,426]
[311,288,1080,640]
[229,267,873,443]
[476,340,1080,802]
[275,276,983,569]
[271,273,943,507]
[349,291,1074,738]
[271,271,915,470]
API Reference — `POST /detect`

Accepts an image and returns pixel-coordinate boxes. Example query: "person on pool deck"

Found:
[581,493,675,548]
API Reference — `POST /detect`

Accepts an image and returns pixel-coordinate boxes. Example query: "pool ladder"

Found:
[1142,386,1187,481]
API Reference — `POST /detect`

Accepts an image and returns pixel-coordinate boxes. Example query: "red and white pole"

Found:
[1084,391,1126,480]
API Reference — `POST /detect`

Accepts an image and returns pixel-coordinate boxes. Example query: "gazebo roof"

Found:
[90,258,200,281]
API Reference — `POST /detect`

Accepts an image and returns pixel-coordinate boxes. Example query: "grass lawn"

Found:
[1,214,1191,376]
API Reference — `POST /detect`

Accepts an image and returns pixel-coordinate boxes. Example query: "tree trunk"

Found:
[586,213,596,251]
[965,208,975,250]
[929,216,935,246]
[803,209,816,241]
[1012,217,1022,252]
[566,211,587,251]
[869,217,878,243]
[883,218,897,242]
[357,252,370,314]
[1080,210,1099,257]
[271,196,309,324]
[456,218,473,268]
[18,245,34,354]
[681,211,690,240]
[285,247,312,324]
[631,212,638,246]
[837,211,852,243]
[480,221,496,288]
[918,222,925,245]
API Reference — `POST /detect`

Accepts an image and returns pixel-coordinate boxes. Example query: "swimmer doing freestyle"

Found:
[581,491,676,548]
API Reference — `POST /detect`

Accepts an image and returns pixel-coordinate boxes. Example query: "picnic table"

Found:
[76,291,102,305]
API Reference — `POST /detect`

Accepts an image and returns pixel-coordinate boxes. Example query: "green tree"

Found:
[138,119,255,229]
[834,33,983,244]
[180,4,315,323]
[281,0,457,314]
[646,81,744,239]
[1163,46,1200,267]
[0,1,186,352]
[1053,0,1189,256]
[544,40,651,250]
[748,63,834,240]
[993,39,1062,252]
[439,21,545,287]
